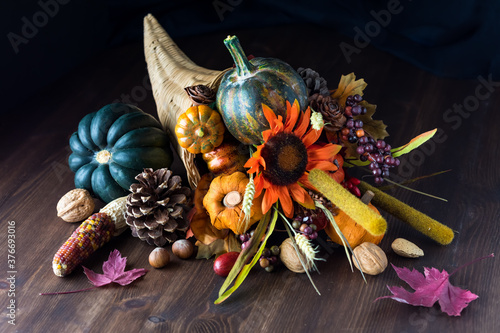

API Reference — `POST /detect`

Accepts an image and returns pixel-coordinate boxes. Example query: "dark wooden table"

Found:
[1,25,498,333]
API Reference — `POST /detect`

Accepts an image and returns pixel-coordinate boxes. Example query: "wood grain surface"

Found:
[1,25,498,333]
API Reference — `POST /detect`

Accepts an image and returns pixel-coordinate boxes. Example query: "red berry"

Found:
[350,177,361,186]
[214,251,240,277]
[344,106,352,117]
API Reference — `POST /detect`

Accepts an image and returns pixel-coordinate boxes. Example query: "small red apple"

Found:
[213,251,240,277]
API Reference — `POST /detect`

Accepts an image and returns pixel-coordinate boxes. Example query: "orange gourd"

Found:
[203,172,263,235]
[175,105,225,154]
[325,203,384,248]
[202,133,249,176]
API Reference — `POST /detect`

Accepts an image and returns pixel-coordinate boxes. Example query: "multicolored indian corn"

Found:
[53,213,115,277]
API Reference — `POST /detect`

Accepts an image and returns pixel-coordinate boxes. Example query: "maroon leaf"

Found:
[375,254,494,316]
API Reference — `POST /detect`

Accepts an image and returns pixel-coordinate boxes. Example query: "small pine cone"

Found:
[297,67,330,97]
[184,85,216,106]
[126,168,192,247]
[295,190,337,218]
[308,93,346,132]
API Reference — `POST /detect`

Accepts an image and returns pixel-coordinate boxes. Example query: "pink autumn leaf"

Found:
[375,254,494,316]
[40,250,147,295]
[83,249,148,287]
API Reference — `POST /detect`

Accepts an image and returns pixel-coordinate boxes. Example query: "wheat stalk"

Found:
[237,173,255,233]
[294,233,323,272]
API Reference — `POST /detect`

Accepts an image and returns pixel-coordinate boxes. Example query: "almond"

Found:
[391,238,424,258]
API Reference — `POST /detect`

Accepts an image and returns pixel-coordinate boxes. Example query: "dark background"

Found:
[2,0,499,114]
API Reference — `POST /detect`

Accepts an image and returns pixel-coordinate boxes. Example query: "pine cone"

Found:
[184,85,216,106]
[308,93,346,132]
[297,67,329,97]
[126,168,192,247]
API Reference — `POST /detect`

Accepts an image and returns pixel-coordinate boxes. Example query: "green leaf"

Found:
[216,211,271,298]
[391,129,437,158]
[215,209,278,304]
[344,158,369,168]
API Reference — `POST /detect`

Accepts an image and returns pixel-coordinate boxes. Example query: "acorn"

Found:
[149,247,170,268]
[172,239,194,259]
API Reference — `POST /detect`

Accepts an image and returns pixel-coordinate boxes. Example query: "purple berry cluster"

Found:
[259,246,280,272]
[292,213,325,240]
[357,137,400,184]
[340,94,368,143]
[339,94,400,185]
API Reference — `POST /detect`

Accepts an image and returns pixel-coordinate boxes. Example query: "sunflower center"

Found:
[260,132,308,186]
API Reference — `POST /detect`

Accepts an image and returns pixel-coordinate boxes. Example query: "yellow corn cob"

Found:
[52,213,114,277]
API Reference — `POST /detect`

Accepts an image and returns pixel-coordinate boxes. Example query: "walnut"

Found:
[352,242,387,275]
[57,189,95,222]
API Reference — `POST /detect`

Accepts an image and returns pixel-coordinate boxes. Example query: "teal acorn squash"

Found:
[216,35,308,145]
[68,103,173,203]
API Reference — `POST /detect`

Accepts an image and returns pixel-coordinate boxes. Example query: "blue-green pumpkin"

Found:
[68,103,173,203]
[216,35,308,145]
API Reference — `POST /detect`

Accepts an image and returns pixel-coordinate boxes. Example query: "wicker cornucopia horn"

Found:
[144,14,229,189]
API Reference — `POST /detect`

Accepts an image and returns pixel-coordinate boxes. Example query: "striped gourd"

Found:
[216,35,307,145]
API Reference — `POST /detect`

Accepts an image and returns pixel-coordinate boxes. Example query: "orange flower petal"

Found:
[263,103,277,127]
[272,117,284,135]
[298,173,316,190]
[302,127,322,148]
[284,100,300,132]
[262,129,272,143]
[262,185,279,214]
[307,144,342,161]
[276,185,294,218]
[254,174,265,196]
[244,147,265,173]
[294,107,311,138]
[288,183,315,209]
[306,160,338,172]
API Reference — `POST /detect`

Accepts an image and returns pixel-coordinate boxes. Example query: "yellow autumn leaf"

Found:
[357,101,388,141]
[331,73,367,106]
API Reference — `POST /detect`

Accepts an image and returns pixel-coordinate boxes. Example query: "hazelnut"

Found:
[391,238,424,258]
[352,242,387,275]
[57,189,95,222]
[172,239,194,259]
[279,238,311,273]
[149,247,170,268]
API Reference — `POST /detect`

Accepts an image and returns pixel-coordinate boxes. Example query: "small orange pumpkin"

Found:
[175,105,225,154]
[190,173,229,245]
[203,172,263,235]
[325,203,384,248]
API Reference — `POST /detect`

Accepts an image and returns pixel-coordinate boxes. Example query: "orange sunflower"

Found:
[244,100,343,218]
